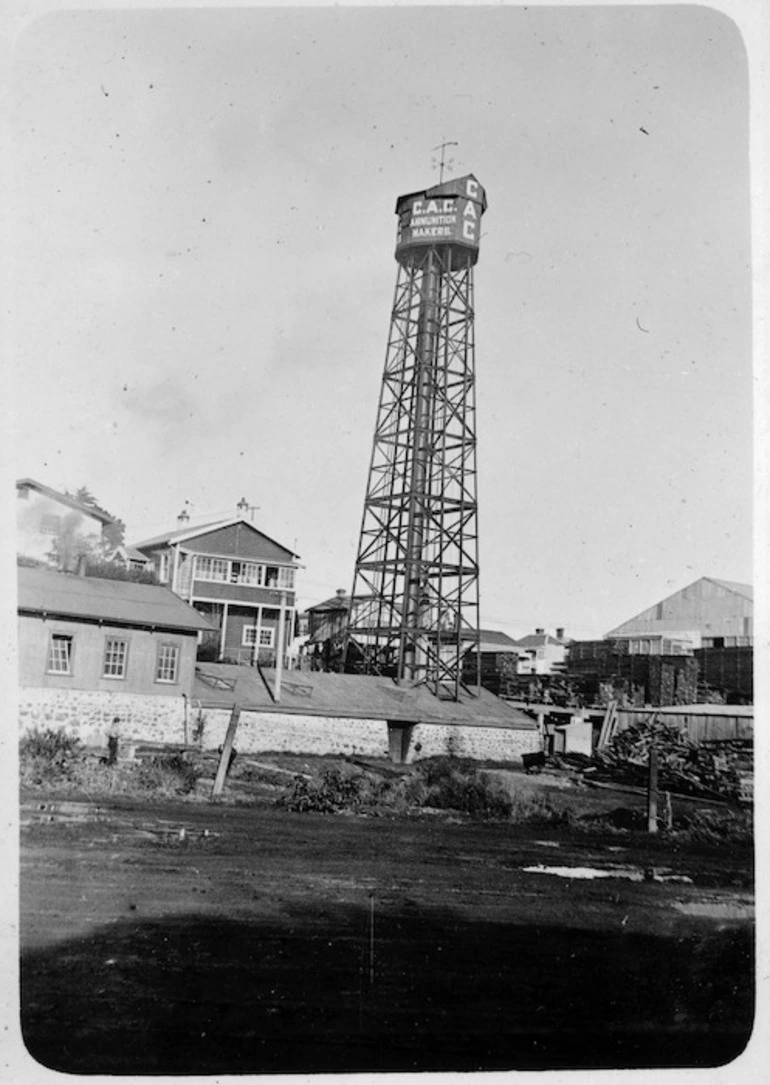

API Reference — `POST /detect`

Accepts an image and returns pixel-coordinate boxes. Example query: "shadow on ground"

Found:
[21,896,753,1074]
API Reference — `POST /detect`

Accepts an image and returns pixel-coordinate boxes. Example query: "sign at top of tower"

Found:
[394,174,487,266]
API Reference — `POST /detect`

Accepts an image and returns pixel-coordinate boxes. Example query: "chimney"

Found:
[236,497,249,516]
[535,627,545,636]
[556,627,565,641]
[76,554,88,578]
[336,588,346,598]
[177,508,190,525]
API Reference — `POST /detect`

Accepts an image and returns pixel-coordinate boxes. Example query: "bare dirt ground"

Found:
[20,762,754,1075]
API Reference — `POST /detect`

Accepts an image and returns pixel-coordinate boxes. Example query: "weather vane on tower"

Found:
[431,139,458,183]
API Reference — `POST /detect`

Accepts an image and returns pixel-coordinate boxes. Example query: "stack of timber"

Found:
[462,651,517,696]
[594,718,752,802]
[694,646,753,704]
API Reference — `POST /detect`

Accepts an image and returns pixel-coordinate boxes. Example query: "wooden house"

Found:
[132,515,299,665]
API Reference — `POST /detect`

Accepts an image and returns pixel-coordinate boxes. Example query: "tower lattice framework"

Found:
[347,174,487,697]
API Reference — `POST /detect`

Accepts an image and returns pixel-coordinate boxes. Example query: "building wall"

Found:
[610,579,753,640]
[18,615,198,696]
[17,490,104,563]
[178,523,294,563]
[18,688,189,747]
[406,722,540,763]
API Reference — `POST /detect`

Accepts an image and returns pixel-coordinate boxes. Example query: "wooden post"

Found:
[212,703,241,798]
[274,591,287,702]
[647,746,659,834]
[220,601,229,660]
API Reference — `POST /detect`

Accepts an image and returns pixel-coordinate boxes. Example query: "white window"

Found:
[40,513,62,535]
[103,638,128,678]
[197,557,229,582]
[47,633,73,674]
[277,566,295,589]
[158,552,169,582]
[230,561,263,586]
[242,626,274,648]
[156,643,180,683]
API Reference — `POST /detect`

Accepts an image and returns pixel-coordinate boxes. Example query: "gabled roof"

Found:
[132,516,299,559]
[515,633,565,649]
[121,545,153,564]
[16,478,118,525]
[477,629,520,649]
[605,576,754,636]
[307,593,350,613]
[707,578,753,600]
[18,566,213,633]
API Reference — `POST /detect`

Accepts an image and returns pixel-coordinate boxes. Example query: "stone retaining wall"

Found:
[19,689,541,764]
[18,688,189,747]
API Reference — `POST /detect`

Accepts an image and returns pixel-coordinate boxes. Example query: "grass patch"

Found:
[20,732,203,799]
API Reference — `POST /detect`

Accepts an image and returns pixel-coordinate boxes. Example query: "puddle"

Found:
[673,900,754,920]
[22,801,107,826]
[522,864,693,884]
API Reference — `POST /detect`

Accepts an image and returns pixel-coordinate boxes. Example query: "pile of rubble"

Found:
[593,719,752,802]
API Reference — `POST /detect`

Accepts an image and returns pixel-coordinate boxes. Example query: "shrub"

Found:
[20,728,84,787]
[425,765,513,820]
[673,806,753,845]
[278,761,514,821]
[133,754,202,796]
[278,768,367,813]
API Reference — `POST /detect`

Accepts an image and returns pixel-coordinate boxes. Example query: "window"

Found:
[196,556,229,582]
[231,561,263,586]
[40,513,62,535]
[277,566,295,589]
[158,552,169,583]
[242,626,274,648]
[47,633,73,674]
[156,643,180,683]
[103,638,128,678]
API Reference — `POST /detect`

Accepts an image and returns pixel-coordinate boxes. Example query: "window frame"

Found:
[196,556,230,583]
[40,513,62,535]
[155,642,180,684]
[47,632,74,675]
[243,626,274,648]
[102,636,129,679]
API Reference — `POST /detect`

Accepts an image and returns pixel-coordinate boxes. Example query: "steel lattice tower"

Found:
[346,174,487,697]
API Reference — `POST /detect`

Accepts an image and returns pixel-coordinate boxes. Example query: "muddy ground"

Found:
[19,762,754,1074]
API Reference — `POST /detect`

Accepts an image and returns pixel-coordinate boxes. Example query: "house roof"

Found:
[476,629,520,650]
[307,593,350,613]
[132,516,299,559]
[192,664,538,729]
[707,578,753,600]
[514,633,565,649]
[16,478,118,525]
[17,566,213,632]
[605,576,754,636]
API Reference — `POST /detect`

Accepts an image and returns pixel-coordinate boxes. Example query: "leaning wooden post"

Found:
[647,746,659,834]
[212,703,241,799]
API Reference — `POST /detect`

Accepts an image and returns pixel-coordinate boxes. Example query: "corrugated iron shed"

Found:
[18,566,213,633]
[193,664,538,730]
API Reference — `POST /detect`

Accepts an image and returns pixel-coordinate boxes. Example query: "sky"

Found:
[8,3,755,640]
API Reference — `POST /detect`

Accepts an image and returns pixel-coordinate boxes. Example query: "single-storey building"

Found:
[18,566,213,745]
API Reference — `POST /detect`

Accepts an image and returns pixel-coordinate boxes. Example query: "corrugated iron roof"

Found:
[708,578,753,600]
[307,593,350,612]
[132,516,299,559]
[515,633,565,649]
[16,478,118,525]
[18,566,214,632]
[192,664,537,729]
